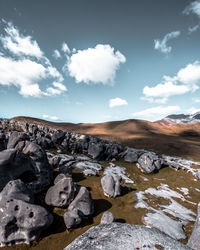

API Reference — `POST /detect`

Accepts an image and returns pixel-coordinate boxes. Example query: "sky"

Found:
[0,0,200,123]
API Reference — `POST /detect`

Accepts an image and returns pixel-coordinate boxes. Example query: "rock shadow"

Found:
[93,199,112,217]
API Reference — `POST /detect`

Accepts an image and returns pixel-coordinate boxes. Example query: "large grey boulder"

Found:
[22,141,53,193]
[188,202,200,249]
[68,186,94,217]
[52,131,66,145]
[0,198,53,246]
[0,179,34,203]
[7,131,29,149]
[64,208,82,229]
[64,223,190,250]
[45,177,76,207]
[137,152,163,173]
[101,174,121,198]
[88,141,104,160]
[0,149,35,191]
[100,211,115,224]
[122,147,146,163]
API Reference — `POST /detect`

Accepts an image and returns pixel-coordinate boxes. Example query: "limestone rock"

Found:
[100,211,115,224]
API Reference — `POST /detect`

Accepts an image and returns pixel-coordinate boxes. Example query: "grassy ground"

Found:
[2,159,200,250]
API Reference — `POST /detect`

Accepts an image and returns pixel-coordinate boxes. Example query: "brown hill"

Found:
[12,116,200,160]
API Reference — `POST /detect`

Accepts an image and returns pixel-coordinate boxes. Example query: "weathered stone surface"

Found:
[0,133,6,151]
[68,186,94,217]
[45,177,76,207]
[7,131,29,149]
[0,198,53,246]
[142,211,186,240]
[0,179,34,203]
[0,149,35,191]
[52,131,66,145]
[64,208,82,229]
[188,202,200,250]
[122,147,146,163]
[64,223,190,250]
[100,211,115,224]
[22,141,53,193]
[54,173,66,184]
[137,152,163,173]
[101,174,121,198]
[83,169,97,176]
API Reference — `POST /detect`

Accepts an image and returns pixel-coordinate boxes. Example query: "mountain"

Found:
[11,116,200,160]
[156,112,200,125]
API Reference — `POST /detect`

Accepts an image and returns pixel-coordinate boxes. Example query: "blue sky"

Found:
[0,0,200,123]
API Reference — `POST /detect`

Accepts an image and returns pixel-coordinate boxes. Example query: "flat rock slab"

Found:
[64,223,190,250]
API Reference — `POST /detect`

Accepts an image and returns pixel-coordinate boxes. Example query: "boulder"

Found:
[101,174,121,198]
[64,208,82,229]
[88,141,104,160]
[7,131,29,149]
[0,133,6,151]
[137,152,163,173]
[51,131,66,145]
[22,141,53,193]
[188,202,200,249]
[0,149,35,191]
[0,179,34,203]
[45,177,76,207]
[68,186,94,217]
[100,211,115,224]
[0,198,53,246]
[122,147,145,163]
[64,223,190,250]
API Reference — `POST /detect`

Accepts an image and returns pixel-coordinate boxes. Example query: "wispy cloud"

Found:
[62,42,71,54]
[183,0,200,18]
[0,21,67,98]
[67,44,126,85]
[42,114,61,121]
[188,25,199,34]
[132,106,181,119]
[154,31,181,54]
[53,49,61,59]
[109,97,128,108]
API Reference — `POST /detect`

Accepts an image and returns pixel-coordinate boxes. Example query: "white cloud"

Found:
[53,49,61,59]
[188,25,199,34]
[154,31,181,54]
[62,42,70,54]
[183,0,200,18]
[0,21,43,58]
[176,61,200,85]
[67,44,126,85]
[0,56,67,97]
[132,106,181,119]
[52,82,67,91]
[142,61,200,103]
[0,21,67,97]
[109,97,128,108]
[42,114,60,121]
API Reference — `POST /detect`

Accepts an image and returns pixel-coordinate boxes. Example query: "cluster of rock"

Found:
[1,118,199,249]
[0,119,164,174]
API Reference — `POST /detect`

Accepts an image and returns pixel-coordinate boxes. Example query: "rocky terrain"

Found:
[156,112,200,125]
[0,118,200,249]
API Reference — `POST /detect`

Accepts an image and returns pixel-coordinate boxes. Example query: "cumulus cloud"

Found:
[42,114,60,121]
[109,97,128,108]
[132,106,181,119]
[67,44,126,85]
[62,42,71,54]
[183,0,200,18]
[0,21,43,58]
[154,31,181,54]
[188,25,199,34]
[53,49,61,59]
[0,21,67,97]
[142,61,200,103]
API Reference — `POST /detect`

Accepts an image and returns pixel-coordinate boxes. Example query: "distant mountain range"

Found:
[156,112,200,125]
